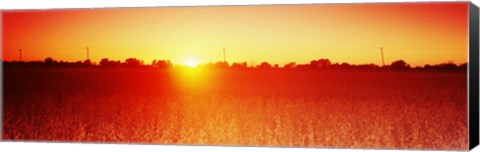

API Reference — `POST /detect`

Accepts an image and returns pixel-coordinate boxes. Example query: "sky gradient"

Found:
[1,2,469,66]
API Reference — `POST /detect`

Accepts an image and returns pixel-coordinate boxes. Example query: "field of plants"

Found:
[2,68,468,150]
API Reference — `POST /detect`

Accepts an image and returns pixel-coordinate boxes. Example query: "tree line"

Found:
[3,57,467,70]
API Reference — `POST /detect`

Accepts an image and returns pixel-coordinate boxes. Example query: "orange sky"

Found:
[1,2,469,66]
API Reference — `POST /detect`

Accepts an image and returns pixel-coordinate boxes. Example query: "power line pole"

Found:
[19,49,22,61]
[380,47,385,67]
[86,47,90,60]
[223,47,226,63]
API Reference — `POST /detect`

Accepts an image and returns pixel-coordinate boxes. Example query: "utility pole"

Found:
[223,47,226,63]
[380,47,385,67]
[86,47,90,60]
[19,49,22,61]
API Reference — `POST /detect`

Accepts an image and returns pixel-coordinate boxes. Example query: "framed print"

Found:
[1,1,479,151]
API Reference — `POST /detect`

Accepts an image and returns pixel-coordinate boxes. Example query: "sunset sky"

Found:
[1,2,469,66]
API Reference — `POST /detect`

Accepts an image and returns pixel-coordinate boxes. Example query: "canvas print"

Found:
[1,2,472,150]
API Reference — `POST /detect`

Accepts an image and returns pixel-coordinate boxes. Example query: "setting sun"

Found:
[184,59,199,68]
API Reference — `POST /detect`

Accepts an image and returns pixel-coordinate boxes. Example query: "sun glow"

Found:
[184,59,199,68]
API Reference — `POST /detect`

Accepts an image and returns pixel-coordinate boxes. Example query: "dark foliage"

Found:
[3,57,467,71]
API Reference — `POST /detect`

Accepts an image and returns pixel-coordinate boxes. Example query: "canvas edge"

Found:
[469,1,480,150]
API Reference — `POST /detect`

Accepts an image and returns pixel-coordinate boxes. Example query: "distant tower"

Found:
[223,47,226,63]
[380,47,385,67]
[19,49,22,61]
[86,47,90,60]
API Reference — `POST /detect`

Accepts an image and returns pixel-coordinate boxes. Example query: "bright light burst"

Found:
[183,59,199,68]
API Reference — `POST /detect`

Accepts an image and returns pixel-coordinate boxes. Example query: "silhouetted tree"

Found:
[83,59,92,66]
[44,57,55,64]
[257,62,272,69]
[214,61,229,69]
[390,60,410,69]
[309,58,331,68]
[152,59,173,68]
[3,56,466,71]
[424,64,432,69]
[438,61,457,69]
[317,58,331,68]
[309,60,318,68]
[100,58,121,67]
[340,62,350,69]
[124,58,143,67]
[100,58,110,67]
[202,61,228,69]
[459,63,467,69]
[295,64,307,69]
[423,61,463,70]
[357,63,379,69]
[283,62,296,69]
[330,62,340,68]
[231,62,248,70]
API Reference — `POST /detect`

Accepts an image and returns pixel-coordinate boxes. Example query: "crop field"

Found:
[2,68,468,150]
